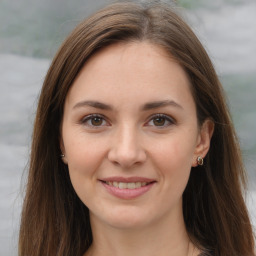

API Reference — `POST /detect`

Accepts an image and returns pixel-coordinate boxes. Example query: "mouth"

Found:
[99,177,156,199]
[101,180,155,189]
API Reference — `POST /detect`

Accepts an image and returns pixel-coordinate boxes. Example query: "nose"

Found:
[107,125,147,169]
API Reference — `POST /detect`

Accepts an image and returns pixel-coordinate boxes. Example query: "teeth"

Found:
[127,182,135,189]
[105,181,149,189]
[119,182,127,189]
[113,181,118,188]
[135,182,141,188]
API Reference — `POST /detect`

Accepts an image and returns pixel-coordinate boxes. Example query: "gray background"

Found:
[0,0,255,255]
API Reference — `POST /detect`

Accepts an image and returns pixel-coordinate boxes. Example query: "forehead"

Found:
[65,42,195,111]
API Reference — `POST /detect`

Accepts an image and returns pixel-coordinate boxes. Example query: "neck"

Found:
[86,210,192,256]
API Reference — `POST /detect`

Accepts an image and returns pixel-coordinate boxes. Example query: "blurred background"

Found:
[0,0,255,255]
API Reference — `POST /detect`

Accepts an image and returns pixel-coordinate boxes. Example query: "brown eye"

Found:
[146,114,175,128]
[153,117,166,126]
[81,114,108,127]
[91,116,103,126]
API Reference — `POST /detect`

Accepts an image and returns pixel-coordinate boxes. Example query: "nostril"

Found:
[108,149,146,168]
[107,133,147,168]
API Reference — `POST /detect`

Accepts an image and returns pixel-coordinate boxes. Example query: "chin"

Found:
[93,205,154,230]
[107,216,150,230]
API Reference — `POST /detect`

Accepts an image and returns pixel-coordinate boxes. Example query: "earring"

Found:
[60,154,65,158]
[197,156,204,166]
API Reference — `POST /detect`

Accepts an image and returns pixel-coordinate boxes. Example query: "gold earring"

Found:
[197,156,204,166]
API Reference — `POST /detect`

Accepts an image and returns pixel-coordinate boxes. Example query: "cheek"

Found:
[152,132,196,168]
[64,137,105,204]
[64,129,106,170]
[150,131,196,188]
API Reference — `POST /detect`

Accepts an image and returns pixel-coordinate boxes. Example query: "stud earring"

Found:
[197,156,204,166]
[60,154,65,158]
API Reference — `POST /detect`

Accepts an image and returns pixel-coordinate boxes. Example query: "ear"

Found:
[59,135,68,165]
[192,119,214,167]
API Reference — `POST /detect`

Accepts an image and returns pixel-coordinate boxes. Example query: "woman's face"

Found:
[61,42,212,230]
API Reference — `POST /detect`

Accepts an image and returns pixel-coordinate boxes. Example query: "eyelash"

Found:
[80,113,176,128]
[146,114,176,128]
[80,114,109,128]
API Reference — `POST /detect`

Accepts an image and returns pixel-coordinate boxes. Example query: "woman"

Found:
[19,2,255,256]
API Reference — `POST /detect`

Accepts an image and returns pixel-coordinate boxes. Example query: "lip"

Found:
[99,176,156,200]
[100,176,156,183]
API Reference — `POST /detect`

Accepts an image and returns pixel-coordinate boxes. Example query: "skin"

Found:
[61,42,214,256]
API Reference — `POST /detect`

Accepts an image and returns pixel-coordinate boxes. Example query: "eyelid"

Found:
[80,113,110,127]
[145,113,176,127]
[79,113,175,128]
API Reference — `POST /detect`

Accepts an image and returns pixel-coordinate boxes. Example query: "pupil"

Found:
[153,117,165,126]
[92,117,103,126]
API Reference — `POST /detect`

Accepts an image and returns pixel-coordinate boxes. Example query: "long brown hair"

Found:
[19,2,255,256]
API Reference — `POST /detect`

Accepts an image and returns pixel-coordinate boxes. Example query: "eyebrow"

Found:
[72,99,183,111]
[73,100,113,110]
[141,100,183,111]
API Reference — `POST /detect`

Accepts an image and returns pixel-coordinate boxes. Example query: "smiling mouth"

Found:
[101,181,154,189]
[100,178,156,199]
